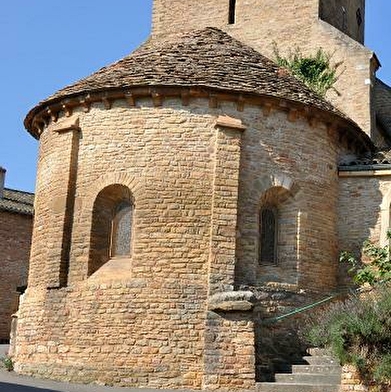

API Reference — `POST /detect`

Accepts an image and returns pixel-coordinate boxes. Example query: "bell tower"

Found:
[151,0,233,38]
[151,0,376,137]
[319,0,365,44]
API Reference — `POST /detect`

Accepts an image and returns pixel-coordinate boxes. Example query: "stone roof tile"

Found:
[26,28,353,130]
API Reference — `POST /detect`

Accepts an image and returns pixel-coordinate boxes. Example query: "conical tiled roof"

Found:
[25,27,363,135]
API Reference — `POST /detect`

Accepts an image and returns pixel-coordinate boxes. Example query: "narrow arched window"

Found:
[342,6,347,32]
[356,8,362,27]
[111,201,133,257]
[259,207,277,264]
[228,0,236,24]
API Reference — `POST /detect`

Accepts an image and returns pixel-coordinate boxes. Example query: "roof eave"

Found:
[25,84,375,154]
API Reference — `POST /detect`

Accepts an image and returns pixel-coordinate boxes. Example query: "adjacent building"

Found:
[0,167,33,342]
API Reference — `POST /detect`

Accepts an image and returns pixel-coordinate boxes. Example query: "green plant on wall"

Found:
[340,229,391,286]
[273,45,343,97]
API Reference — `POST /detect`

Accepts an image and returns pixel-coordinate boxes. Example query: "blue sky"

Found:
[1,1,390,192]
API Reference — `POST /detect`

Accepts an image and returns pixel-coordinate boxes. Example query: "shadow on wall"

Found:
[254,317,307,382]
[337,175,385,288]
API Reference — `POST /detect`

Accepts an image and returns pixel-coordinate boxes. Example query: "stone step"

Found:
[275,373,341,384]
[256,382,340,392]
[291,364,342,375]
[303,355,338,365]
[307,347,332,357]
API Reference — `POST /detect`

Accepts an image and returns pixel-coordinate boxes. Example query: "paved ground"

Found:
[0,345,193,392]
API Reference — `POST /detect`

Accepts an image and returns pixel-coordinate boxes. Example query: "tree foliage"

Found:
[274,45,342,97]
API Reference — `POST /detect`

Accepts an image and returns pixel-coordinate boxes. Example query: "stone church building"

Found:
[11,0,391,390]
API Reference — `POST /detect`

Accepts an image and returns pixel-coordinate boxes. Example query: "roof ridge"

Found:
[4,187,35,196]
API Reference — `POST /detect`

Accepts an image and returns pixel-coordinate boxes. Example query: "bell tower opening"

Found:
[228,0,237,25]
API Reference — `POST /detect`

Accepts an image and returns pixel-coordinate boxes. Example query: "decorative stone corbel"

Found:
[181,90,190,106]
[102,96,112,110]
[125,92,136,107]
[309,117,318,128]
[209,94,218,109]
[151,90,162,107]
[262,103,273,117]
[237,95,245,112]
[47,108,58,122]
[62,102,73,117]
[288,108,299,122]
[79,94,91,113]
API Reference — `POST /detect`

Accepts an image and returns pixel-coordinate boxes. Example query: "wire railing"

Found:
[261,289,354,325]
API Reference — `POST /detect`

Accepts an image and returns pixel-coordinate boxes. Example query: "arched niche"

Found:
[88,184,134,277]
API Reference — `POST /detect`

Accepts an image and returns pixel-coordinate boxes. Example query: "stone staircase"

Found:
[256,348,342,392]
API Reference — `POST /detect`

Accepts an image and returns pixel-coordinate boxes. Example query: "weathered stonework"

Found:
[14,85,368,388]
[337,168,391,287]
[340,365,370,392]
[0,210,32,342]
[13,0,391,390]
[0,183,33,342]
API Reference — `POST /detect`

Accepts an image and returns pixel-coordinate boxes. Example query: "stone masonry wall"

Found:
[340,365,370,392]
[16,95,350,388]
[337,173,391,272]
[152,0,375,136]
[0,210,32,341]
[203,311,255,391]
[16,97,255,389]
[235,109,341,292]
[338,174,391,248]
[17,99,217,389]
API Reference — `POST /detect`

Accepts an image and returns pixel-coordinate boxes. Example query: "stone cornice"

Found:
[25,85,374,156]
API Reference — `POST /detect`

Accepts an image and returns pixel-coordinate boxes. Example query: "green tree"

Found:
[274,45,342,97]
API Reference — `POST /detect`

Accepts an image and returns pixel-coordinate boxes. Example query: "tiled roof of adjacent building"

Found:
[339,149,391,170]
[0,188,34,215]
[26,27,359,132]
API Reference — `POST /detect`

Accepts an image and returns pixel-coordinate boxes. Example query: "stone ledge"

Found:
[215,115,246,131]
[208,290,255,311]
[51,116,80,133]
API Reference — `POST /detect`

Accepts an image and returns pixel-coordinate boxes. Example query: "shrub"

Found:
[304,285,391,388]
[0,355,13,371]
[273,45,343,97]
